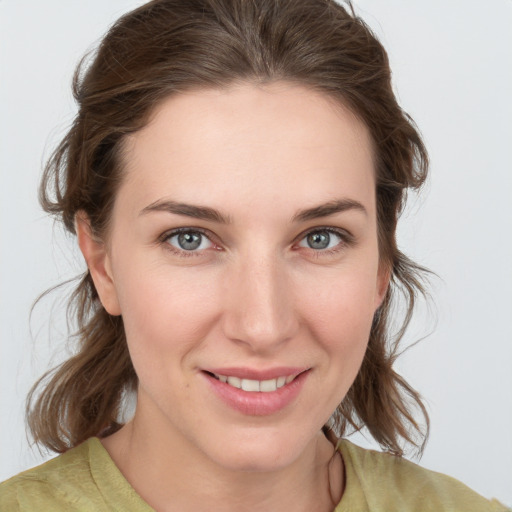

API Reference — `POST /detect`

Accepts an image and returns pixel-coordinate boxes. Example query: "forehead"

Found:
[117,82,376,220]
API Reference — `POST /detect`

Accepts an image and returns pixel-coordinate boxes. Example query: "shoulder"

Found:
[0,439,107,512]
[337,439,510,512]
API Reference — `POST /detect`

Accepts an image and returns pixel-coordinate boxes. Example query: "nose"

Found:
[221,252,299,353]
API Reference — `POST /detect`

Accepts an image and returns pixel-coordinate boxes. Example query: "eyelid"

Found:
[159,226,211,242]
[298,226,353,242]
[294,226,355,252]
[159,226,220,256]
[157,225,355,258]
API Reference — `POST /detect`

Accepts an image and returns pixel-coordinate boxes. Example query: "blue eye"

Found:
[167,230,213,251]
[298,230,343,250]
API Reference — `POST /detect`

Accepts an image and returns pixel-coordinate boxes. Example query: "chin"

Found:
[201,425,316,473]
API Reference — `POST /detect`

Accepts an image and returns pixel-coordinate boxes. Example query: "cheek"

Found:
[113,261,223,372]
[300,266,378,338]
[298,266,378,385]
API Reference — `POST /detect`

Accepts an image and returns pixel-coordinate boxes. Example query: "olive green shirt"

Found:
[0,437,509,511]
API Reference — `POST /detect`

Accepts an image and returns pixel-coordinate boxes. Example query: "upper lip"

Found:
[202,366,309,381]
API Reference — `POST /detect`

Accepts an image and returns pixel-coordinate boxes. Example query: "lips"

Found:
[210,372,297,392]
[202,367,310,415]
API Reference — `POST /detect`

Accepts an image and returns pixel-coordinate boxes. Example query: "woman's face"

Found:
[85,82,388,471]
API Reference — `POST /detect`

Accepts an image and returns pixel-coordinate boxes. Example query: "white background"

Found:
[1,0,511,505]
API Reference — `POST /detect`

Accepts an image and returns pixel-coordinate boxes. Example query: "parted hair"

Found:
[29,0,430,456]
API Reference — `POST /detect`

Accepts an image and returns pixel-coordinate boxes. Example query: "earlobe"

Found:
[375,264,391,309]
[75,212,121,316]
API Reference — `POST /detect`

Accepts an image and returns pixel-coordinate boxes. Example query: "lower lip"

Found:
[202,370,310,416]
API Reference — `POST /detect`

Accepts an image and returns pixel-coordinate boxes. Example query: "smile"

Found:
[203,368,310,415]
[211,373,297,392]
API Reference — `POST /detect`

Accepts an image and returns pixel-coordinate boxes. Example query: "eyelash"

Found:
[159,226,354,258]
[297,227,354,257]
[159,227,216,258]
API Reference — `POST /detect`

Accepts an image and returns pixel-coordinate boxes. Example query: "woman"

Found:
[0,0,509,510]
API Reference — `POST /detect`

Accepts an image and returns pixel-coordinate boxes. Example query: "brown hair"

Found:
[29,0,430,456]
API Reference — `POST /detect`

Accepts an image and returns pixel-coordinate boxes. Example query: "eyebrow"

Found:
[140,199,231,224]
[139,197,366,224]
[292,198,367,222]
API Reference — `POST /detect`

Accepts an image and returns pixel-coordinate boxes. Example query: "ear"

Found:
[76,212,121,316]
[374,263,391,310]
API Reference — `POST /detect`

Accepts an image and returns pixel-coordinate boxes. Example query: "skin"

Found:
[77,82,389,512]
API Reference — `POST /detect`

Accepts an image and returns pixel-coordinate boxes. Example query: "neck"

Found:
[101,409,343,512]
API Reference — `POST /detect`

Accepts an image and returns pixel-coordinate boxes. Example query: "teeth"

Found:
[241,379,260,392]
[215,373,296,392]
[226,376,241,388]
[260,379,277,392]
